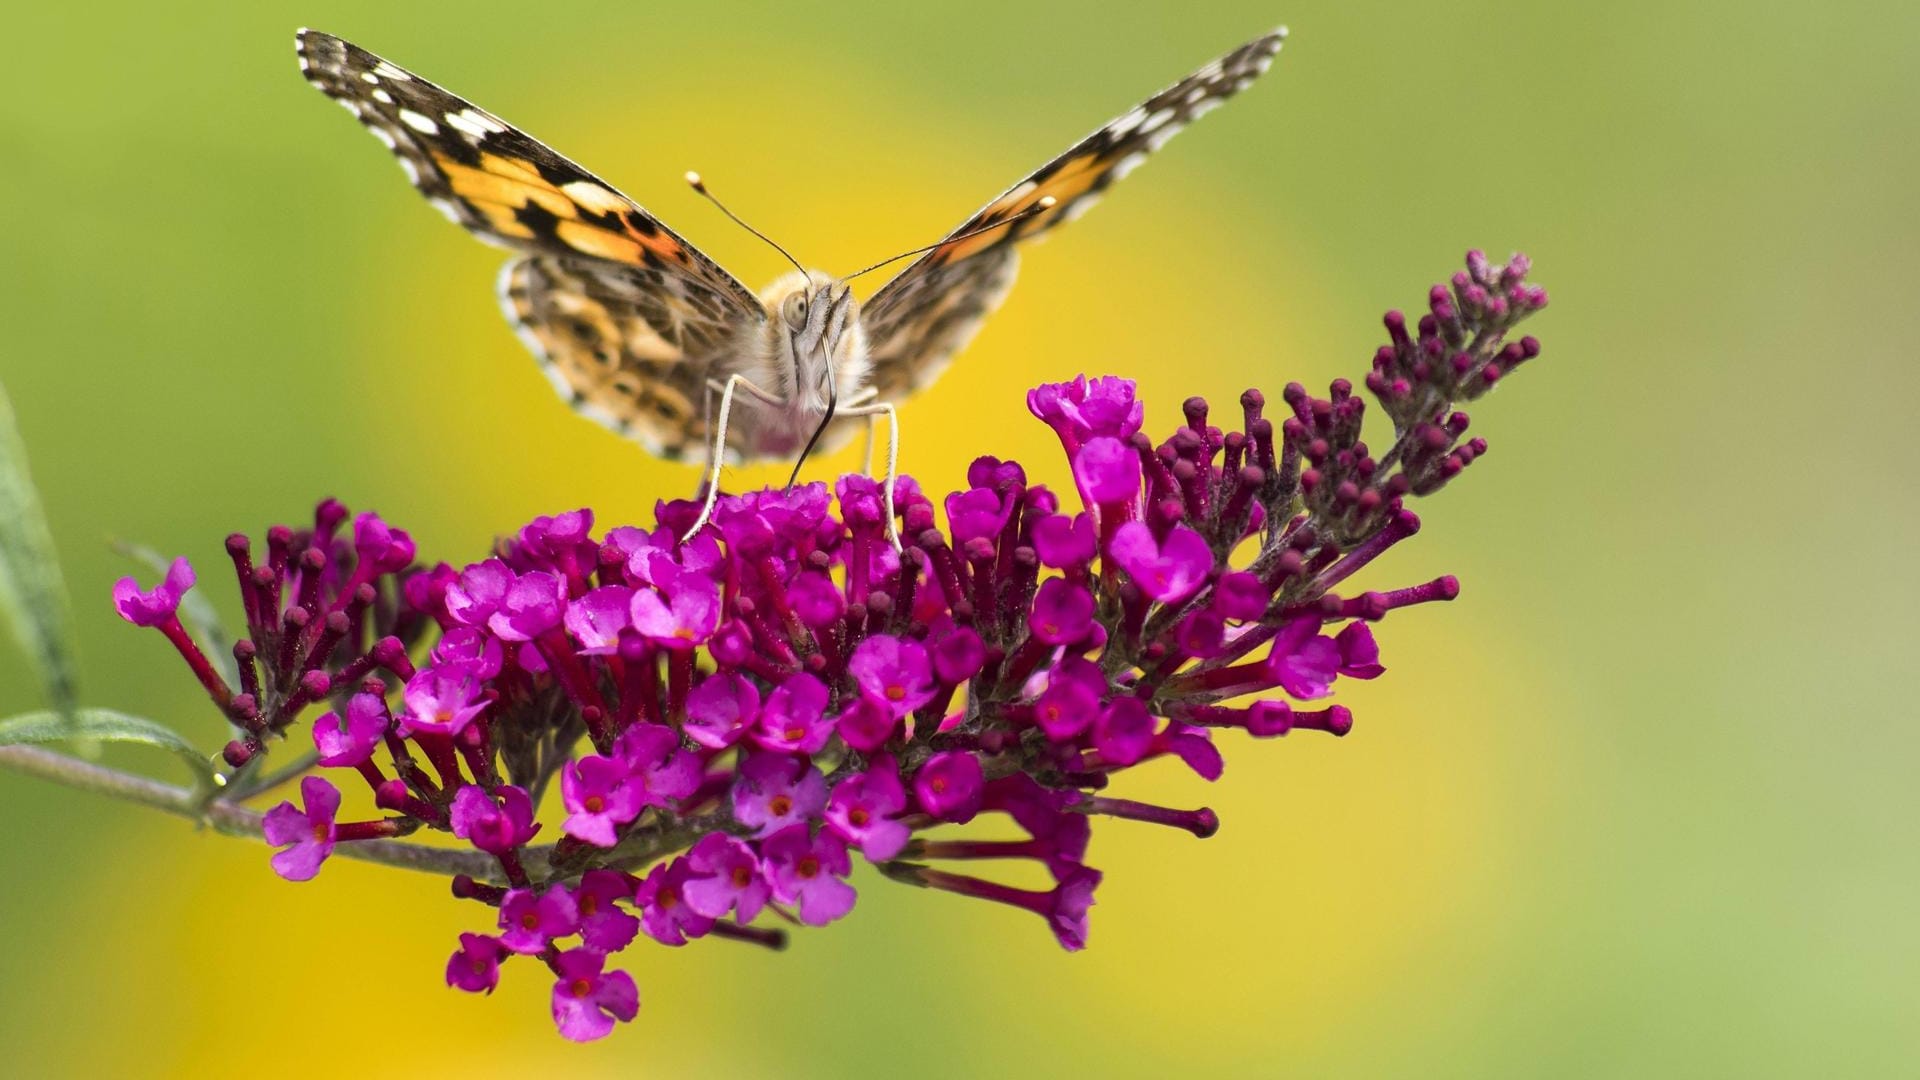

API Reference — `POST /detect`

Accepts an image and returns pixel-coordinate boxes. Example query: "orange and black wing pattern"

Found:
[861,28,1287,401]
[297,29,760,458]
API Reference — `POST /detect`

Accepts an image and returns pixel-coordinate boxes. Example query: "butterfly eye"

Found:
[782,292,808,331]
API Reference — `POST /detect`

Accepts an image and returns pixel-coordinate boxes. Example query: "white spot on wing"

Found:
[370,88,393,105]
[359,71,380,84]
[372,61,412,81]
[427,197,463,224]
[398,109,439,135]
[444,109,503,139]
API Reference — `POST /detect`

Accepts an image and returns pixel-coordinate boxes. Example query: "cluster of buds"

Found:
[113,252,1546,1040]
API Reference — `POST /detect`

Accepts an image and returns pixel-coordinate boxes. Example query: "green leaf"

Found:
[0,708,216,793]
[0,382,79,717]
[112,538,235,686]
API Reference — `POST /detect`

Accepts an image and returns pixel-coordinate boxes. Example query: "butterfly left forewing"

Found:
[861,27,1288,402]
[297,30,763,456]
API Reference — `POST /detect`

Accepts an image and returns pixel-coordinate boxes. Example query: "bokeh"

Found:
[2,1,1913,1075]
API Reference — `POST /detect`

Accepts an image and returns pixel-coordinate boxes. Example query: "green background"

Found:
[2,1,1912,1075]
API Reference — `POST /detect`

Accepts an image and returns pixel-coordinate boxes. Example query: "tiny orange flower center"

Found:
[784,725,806,741]
[569,978,593,998]
[520,912,540,930]
[583,795,604,813]
[580,894,599,916]
[311,823,329,842]
[847,808,870,827]
[768,794,793,816]
[796,856,820,879]
[885,685,906,702]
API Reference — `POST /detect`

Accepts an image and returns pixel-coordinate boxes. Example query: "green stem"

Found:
[0,744,505,881]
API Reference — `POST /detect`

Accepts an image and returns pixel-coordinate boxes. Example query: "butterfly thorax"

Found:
[729,270,872,457]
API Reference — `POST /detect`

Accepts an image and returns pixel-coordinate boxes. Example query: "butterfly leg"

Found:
[683,373,786,543]
[833,399,902,553]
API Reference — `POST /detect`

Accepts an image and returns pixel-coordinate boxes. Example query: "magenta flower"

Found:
[430,627,503,678]
[926,617,987,684]
[1107,522,1212,603]
[399,660,490,735]
[549,947,640,1042]
[613,722,701,806]
[825,754,911,861]
[351,511,415,574]
[682,833,771,922]
[449,784,540,856]
[564,585,633,655]
[849,634,935,718]
[1046,867,1104,951]
[1093,696,1156,766]
[635,858,714,945]
[786,570,846,628]
[1267,618,1341,700]
[681,671,758,750]
[487,570,567,642]
[1071,436,1142,507]
[444,558,512,628]
[446,933,507,994]
[1028,373,1144,451]
[732,753,827,837]
[914,750,985,823]
[112,556,195,629]
[834,695,899,754]
[498,886,580,955]
[561,754,646,848]
[312,691,387,767]
[762,824,857,926]
[1033,512,1096,568]
[261,776,339,882]
[946,485,1016,545]
[750,672,832,754]
[629,567,720,648]
[1029,577,1096,645]
[1212,571,1270,620]
[573,869,641,953]
[1032,656,1103,741]
[1336,621,1385,678]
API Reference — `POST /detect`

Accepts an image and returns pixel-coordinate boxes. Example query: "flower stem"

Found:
[0,744,503,881]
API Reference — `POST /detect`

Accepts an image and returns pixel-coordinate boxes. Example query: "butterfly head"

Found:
[767,272,862,413]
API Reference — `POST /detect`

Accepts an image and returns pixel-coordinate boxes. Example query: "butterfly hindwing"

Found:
[297,29,761,452]
[861,27,1287,401]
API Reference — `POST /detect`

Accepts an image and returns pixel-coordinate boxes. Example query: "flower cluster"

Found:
[113,252,1546,1040]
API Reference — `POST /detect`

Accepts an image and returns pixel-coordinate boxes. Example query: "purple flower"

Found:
[630,566,721,649]
[444,558,512,628]
[1028,374,1144,451]
[636,858,714,945]
[926,617,986,684]
[431,627,503,678]
[1212,571,1270,620]
[1267,618,1341,700]
[825,754,910,860]
[400,661,489,736]
[1072,436,1142,507]
[549,947,639,1042]
[682,833,770,922]
[561,754,647,848]
[750,672,832,754]
[446,933,507,994]
[682,671,759,750]
[946,486,1015,545]
[834,695,899,754]
[849,634,935,718]
[787,570,846,629]
[914,750,985,823]
[1033,656,1104,742]
[762,824,857,926]
[564,585,633,654]
[732,753,827,837]
[1107,521,1212,603]
[312,691,387,767]
[261,776,339,882]
[1033,513,1095,568]
[499,885,580,955]
[352,511,415,574]
[1029,578,1095,645]
[572,869,641,953]
[487,570,567,642]
[1047,866,1103,951]
[112,556,194,627]
[449,784,540,855]
[1336,621,1385,678]
[1093,696,1155,766]
[613,722,701,806]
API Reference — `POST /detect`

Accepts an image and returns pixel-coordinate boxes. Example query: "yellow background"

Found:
[2,1,1913,1075]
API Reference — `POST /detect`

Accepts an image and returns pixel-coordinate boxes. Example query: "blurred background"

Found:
[2,1,1913,1075]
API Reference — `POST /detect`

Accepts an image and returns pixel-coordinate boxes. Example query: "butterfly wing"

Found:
[860,27,1287,402]
[296,29,761,458]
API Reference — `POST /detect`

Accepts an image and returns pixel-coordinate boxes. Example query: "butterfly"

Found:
[296,27,1287,540]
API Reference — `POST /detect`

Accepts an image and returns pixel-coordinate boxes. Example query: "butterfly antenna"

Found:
[686,172,810,281]
[842,196,1057,282]
[788,381,838,490]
